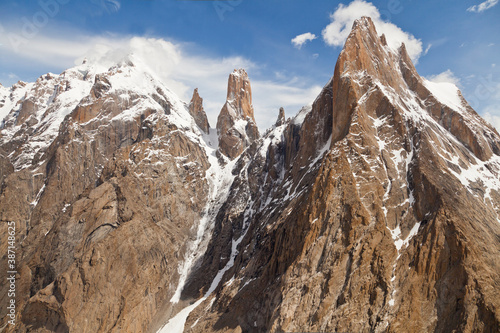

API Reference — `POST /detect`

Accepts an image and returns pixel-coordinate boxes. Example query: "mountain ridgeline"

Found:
[0,17,499,333]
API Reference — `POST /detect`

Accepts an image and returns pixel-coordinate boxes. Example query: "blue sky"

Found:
[0,0,499,130]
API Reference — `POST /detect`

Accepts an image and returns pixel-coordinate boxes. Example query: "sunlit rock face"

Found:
[216,69,259,160]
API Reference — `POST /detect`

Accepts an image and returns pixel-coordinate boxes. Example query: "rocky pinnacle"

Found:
[216,69,259,160]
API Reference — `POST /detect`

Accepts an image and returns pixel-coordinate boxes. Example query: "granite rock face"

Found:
[216,69,260,160]
[188,88,210,133]
[0,17,499,333]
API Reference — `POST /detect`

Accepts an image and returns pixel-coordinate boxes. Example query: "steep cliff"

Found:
[188,88,210,134]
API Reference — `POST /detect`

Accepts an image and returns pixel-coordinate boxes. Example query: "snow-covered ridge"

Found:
[0,83,11,120]
[0,70,94,170]
[0,81,34,126]
[0,54,208,171]
[292,105,312,126]
[423,79,465,115]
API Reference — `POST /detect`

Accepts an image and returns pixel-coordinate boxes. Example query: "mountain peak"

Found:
[2,13,500,333]
[329,15,500,162]
[346,16,383,48]
[216,69,259,159]
[275,107,286,127]
[225,68,255,121]
[338,16,396,79]
[188,88,210,133]
[352,16,377,32]
[230,68,248,77]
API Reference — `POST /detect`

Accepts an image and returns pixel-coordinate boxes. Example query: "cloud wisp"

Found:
[90,0,122,14]
[321,0,423,63]
[467,0,498,13]
[291,33,317,49]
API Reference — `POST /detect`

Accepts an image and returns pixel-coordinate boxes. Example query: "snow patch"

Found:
[390,222,421,255]
[387,221,421,308]
[292,105,312,126]
[423,79,464,114]
[158,298,204,333]
[31,184,46,207]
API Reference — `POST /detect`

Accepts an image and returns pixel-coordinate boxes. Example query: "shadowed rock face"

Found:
[216,69,259,160]
[189,88,210,133]
[0,17,499,333]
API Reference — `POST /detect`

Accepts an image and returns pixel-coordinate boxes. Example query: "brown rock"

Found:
[0,62,213,332]
[216,69,259,159]
[188,88,210,133]
[182,16,500,333]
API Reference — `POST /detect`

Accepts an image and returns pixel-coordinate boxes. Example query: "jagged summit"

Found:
[225,69,255,119]
[337,17,410,93]
[216,68,259,159]
[275,107,286,127]
[188,88,210,133]
[220,68,255,121]
[327,16,499,160]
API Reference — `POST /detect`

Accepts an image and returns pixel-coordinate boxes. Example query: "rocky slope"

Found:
[0,16,499,333]
[0,56,217,332]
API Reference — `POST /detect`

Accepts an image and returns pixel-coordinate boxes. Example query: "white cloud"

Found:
[321,0,423,63]
[0,29,322,130]
[427,69,461,86]
[423,44,432,55]
[483,108,500,131]
[467,0,498,13]
[291,32,317,49]
[252,80,323,128]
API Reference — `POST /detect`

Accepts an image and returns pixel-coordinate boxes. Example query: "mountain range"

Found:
[0,17,499,333]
